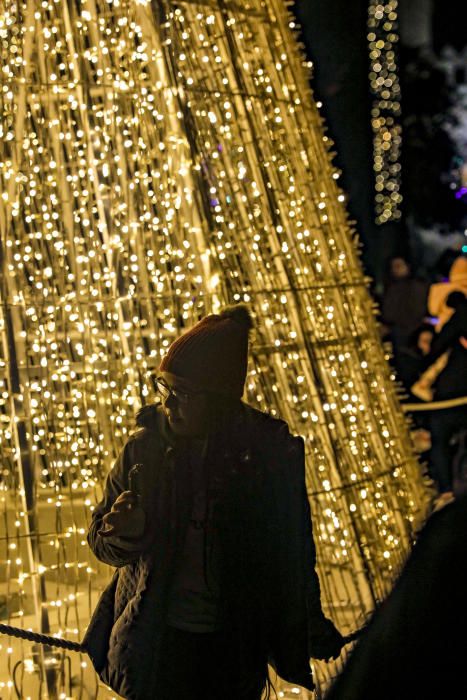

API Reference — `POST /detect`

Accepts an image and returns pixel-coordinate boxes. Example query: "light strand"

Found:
[367,1,403,224]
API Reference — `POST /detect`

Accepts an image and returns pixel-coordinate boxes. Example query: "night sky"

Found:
[293,0,467,282]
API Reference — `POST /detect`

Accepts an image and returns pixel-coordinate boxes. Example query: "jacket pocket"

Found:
[82,571,118,674]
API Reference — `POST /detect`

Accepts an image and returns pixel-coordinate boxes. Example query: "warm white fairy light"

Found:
[0,0,428,696]
[368,1,403,224]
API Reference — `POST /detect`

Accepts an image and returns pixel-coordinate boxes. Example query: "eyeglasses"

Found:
[155,377,204,405]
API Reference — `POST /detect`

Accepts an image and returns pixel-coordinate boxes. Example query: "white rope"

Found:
[402,396,467,412]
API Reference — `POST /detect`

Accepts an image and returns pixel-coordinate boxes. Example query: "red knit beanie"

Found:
[158,305,253,398]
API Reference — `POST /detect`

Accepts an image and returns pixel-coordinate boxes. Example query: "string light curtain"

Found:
[367,0,403,224]
[0,0,430,697]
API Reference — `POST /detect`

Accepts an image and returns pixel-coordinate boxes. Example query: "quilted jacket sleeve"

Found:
[87,440,153,567]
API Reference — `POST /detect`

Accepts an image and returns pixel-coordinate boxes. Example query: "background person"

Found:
[380,255,430,357]
[325,495,467,700]
[426,290,467,507]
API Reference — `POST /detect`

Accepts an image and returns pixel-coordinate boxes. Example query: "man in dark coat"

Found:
[427,291,467,502]
[84,305,344,699]
[380,256,429,355]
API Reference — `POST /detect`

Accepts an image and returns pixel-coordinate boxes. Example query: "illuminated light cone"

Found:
[0,1,430,696]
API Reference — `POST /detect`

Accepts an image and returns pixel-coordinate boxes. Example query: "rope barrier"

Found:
[402,395,467,412]
[0,621,365,655]
[0,623,86,653]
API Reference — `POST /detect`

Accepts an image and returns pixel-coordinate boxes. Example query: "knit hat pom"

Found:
[218,304,254,331]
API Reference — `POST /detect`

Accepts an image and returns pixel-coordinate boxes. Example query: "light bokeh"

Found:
[0,1,429,697]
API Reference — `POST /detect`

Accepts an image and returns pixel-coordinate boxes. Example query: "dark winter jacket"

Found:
[393,347,431,398]
[84,403,330,699]
[381,278,429,334]
[429,299,467,400]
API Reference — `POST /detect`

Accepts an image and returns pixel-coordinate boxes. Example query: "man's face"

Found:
[391,257,410,279]
[157,371,210,438]
[417,331,433,356]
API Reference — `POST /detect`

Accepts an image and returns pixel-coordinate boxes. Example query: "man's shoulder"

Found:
[243,402,286,430]
[243,404,302,448]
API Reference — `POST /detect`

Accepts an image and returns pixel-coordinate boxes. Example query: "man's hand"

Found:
[98,491,146,540]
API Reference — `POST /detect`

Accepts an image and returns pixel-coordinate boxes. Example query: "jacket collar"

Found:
[136,403,208,453]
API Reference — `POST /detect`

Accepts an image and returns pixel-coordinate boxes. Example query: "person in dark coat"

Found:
[325,494,467,700]
[380,256,429,356]
[394,323,435,394]
[427,291,467,504]
[392,322,435,431]
[84,305,344,700]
